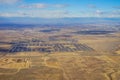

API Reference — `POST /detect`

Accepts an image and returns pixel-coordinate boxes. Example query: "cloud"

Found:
[20,3,69,9]
[20,3,47,8]
[54,4,69,8]
[0,10,32,17]
[30,10,70,18]
[0,13,23,17]
[113,6,120,9]
[0,10,69,18]
[95,10,104,16]
[88,4,96,8]
[106,11,120,18]
[0,0,20,4]
[93,9,120,18]
[0,9,119,18]
[112,10,120,15]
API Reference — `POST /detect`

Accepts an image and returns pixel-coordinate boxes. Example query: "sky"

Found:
[0,0,120,18]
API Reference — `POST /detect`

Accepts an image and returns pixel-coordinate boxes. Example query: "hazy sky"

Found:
[0,0,120,18]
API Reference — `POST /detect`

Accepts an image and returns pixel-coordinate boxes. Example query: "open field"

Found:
[0,26,120,80]
[0,0,120,79]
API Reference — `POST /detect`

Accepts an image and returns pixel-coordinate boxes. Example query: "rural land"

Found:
[0,22,120,80]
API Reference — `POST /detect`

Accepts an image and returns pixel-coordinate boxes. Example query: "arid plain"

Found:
[0,26,120,80]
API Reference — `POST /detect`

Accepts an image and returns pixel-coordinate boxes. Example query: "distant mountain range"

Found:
[0,17,120,25]
[0,17,120,31]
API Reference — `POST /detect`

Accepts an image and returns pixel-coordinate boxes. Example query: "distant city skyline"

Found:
[0,0,120,18]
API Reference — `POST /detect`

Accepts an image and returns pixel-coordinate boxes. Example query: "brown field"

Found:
[0,27,120,80]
